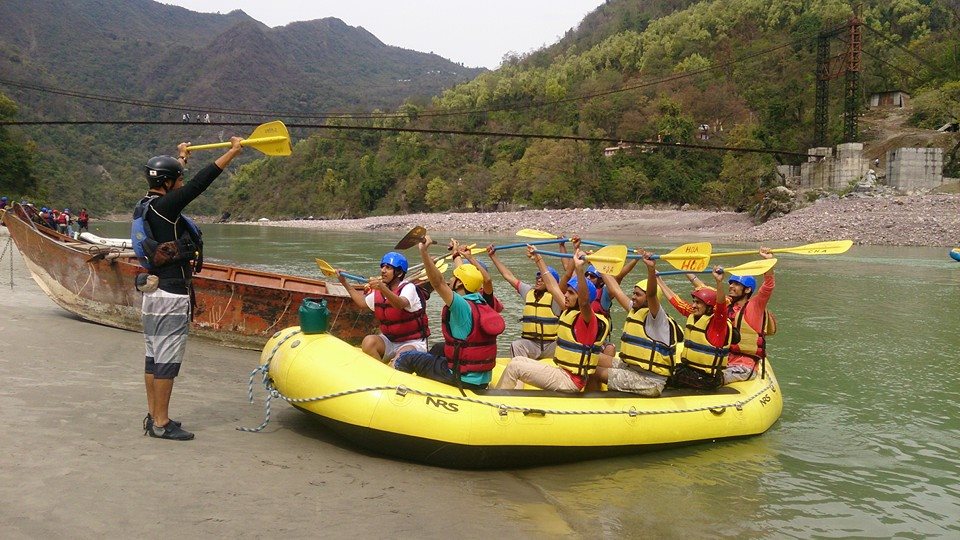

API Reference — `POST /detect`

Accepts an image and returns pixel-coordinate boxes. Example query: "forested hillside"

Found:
[0,0,481,213]
[225,0,959,220]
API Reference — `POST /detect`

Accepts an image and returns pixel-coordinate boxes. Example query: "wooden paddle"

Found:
[534,245,628,275]
[710,240,853,258]
[657,258,777,277]
[628,242,712,272]
[185,120,292,156]
[395,226,442,249]
[314,258,366,283]
[515,228,606,248]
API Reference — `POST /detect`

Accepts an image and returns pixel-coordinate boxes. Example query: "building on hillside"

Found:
[869,90,910,109]
[602,142,654,157]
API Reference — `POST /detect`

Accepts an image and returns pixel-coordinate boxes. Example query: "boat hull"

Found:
[3,204,375,349]
[264,328,783,468]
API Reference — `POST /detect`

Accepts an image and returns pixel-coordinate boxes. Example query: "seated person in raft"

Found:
[338,251,430,366]
[495,246,610,392]
[394,235,505,390]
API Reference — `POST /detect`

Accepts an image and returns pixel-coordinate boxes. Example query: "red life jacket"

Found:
[57,213,68,224]
[373,281,430,342]
[441,299,505,373]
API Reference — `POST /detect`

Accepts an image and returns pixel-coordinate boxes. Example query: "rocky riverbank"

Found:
[256,193,959,247]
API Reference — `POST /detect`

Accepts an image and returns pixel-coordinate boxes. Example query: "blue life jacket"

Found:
[131,195,203,271]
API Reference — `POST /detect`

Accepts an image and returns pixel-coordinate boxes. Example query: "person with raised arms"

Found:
[134,137,243,441]
[666,267,735,391]
[587,251,683,396]
[659,247,776,384]
[495,246,610,392]
[394,235,505,390]
[486,243,563,359]
[337,250,430,365]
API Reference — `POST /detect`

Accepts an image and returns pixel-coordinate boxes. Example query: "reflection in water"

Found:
[94,223,960,537]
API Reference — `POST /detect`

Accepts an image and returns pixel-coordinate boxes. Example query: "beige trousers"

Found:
[495,356,579,391]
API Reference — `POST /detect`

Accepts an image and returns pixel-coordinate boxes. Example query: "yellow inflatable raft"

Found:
[258,327,783,468]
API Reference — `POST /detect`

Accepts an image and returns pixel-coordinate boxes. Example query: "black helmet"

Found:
[144,155,183,188]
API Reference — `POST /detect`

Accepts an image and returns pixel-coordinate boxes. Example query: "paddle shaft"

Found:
[186,136,287,152]
[534,250,622,263]
[338,271,367,283]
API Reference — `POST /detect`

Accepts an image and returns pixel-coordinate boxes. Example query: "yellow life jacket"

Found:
[681,313,733,377]
[619,307,683,377]
[553,309,610,380]
[520,289,559,342]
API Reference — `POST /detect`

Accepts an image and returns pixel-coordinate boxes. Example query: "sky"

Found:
[160,0,606,69]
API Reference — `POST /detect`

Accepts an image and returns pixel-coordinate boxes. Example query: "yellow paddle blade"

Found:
[315,258,336,277]
[586,245,627,275]
[658,242,712,272]
[723,258,778,276]
[712,240,854,258]
[516,228,559,239]
[186,121,292,156]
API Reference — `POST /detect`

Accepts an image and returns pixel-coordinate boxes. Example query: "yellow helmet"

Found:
[634,279,663,300]
[453,264,484,292]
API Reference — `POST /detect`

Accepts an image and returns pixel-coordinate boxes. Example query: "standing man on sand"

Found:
[134,137,243,441]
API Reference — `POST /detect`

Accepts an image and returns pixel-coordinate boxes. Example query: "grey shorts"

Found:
[142,289,191,379]
[510,338,557,360]
[723,364,756,385]
[377,334,428,362]
[607,358,667,397]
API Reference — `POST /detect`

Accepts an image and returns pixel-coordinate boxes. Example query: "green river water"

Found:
[96,222,960,537]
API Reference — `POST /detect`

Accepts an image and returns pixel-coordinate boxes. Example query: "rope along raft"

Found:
[238,329,777,432]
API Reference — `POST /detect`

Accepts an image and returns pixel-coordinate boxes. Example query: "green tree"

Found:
[0,93,38,198]
[425,176,452,210]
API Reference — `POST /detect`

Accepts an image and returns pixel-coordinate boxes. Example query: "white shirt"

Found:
[364,282,422,312]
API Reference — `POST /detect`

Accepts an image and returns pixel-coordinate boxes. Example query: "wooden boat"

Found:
[2,203,375,349]
[259,328,783,469]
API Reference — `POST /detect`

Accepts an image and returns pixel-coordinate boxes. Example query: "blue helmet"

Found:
[728,275,757,293]
[567,276,597,301]
[380,251,408,273]
[585,265,599,278]
[0,196,7,202]
[537,266,560,283]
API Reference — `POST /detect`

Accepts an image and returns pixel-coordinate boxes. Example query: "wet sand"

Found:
[0,229,564,538]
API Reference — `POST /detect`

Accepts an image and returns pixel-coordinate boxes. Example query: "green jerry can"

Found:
[299,298,330,334]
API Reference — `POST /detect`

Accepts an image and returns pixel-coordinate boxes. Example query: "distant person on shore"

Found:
[77,208,90,232]
[0,196,7,210]
[337,251,430,364]
[203,113,210,123]
[394,235,505,390]
[496,246,610,392]
[587,252,683,396]
[181,113,189,123]
[661,268,734,391]
[133,137,243,441]
[195,113,201,123]
[486,243,563,359]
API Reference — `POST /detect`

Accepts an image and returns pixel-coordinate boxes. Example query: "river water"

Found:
[97,222,960,537]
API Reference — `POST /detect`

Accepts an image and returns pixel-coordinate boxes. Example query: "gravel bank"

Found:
[252,194,959,247]
[737,194,960,247]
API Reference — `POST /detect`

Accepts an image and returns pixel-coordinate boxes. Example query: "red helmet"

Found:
[691,286,718,307]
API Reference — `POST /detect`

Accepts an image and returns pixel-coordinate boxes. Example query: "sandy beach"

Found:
[0,227,565,538]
